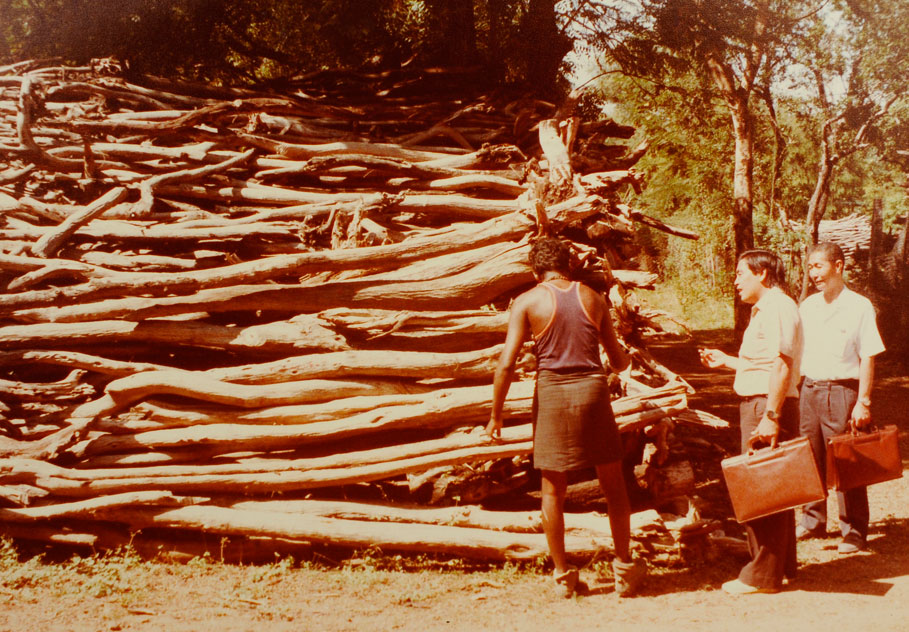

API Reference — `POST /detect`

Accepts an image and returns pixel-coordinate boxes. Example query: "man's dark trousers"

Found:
[737,396,799,590]
[798,379,869,539]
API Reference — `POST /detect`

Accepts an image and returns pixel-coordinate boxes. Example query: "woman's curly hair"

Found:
[529,238,571,277]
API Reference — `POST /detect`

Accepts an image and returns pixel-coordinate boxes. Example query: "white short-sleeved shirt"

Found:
[734,287,803,398]
[799,287,885,381]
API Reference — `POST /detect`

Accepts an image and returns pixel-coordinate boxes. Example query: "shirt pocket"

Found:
[827,322,853,359]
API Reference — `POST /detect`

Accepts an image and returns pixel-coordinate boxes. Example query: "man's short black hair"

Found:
[808,241,845,265]
[529,238,571,277]
[738,249,788,292]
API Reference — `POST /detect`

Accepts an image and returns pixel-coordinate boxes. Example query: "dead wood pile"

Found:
[0,59,727,563]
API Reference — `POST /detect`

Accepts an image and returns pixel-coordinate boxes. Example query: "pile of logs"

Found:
[0,59,726,563]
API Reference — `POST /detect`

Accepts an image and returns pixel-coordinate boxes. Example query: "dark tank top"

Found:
[534,281,603,371]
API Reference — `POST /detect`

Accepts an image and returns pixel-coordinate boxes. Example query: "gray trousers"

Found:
[737,396,799,590]
[798,379,869,539]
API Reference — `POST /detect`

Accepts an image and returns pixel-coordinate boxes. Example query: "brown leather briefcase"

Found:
[826,424,903,491]
[721,436,826,523]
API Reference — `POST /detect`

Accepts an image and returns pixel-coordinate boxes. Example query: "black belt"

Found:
[740,394,798,402]
[803,378,859,389]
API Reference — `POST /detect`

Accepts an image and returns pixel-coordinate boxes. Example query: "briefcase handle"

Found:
[830,423,890,445]
[843,417,880,436]
[843,421,879,437]
[744,438,804,465]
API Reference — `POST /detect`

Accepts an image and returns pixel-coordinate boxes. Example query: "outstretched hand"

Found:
[698,348,728,370]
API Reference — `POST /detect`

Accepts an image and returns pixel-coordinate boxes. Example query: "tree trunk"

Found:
[731,102,756,336]
[799,152,835,300]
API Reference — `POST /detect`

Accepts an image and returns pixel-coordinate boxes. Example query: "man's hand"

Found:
[749,414,780,449]
[850,401,872,431]
[698,348,728,370]
[485,415,503,441]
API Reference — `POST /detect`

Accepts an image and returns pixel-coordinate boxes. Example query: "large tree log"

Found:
[230,499,544,533]
[100,370,430,411]
[89,504,606,562]
[0,196,580,312]
[317,308,508,338]
[0,315,350,354]
[12,423,534,484]
[64,389,684,483]
[156,181,519,219]
[12,242,534,322]
[227,499,665,541]
[0,217,295,244]
[0,523,102,547]
[205,344,515,384]
[0,490,197,521]
[93,382,685,434]
[69,382,537,459]
[8,439,535,496]
[0,375,433,461]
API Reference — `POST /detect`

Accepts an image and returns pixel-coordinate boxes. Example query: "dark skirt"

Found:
[532,368,623,472]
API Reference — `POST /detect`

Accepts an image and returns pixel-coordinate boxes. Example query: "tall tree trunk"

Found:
[424,0,478,67]
[730,101,756,336]
[521,0,571,97]
[799,154,835,300]
[700,1,767,336]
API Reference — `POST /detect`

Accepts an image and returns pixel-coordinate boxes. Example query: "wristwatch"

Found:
[859,396,872,407]
[766,409,779,421]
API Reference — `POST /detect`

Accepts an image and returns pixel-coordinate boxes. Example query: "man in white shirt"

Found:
[700,250,803,594]
[797,241,886,554]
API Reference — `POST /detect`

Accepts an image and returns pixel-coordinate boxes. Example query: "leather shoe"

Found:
[837,533,866,554]
[722,579,779,595]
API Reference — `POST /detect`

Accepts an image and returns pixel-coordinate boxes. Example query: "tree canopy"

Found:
[0,0,572,94]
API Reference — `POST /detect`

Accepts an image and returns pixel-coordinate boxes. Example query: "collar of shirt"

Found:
[751,286,784,317]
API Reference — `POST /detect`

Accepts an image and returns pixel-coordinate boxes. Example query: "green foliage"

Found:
[581,0,909,316]
[0,538,147,600]
[0,0,573,93]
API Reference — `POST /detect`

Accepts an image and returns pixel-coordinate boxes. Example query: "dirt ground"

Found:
[1,331,908,632]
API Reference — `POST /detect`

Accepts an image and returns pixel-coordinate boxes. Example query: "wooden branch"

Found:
[130,149,256,216]
[0,370,93,402]
[21,422,534,485]
[30,186,128,257]
[0,164,35,185]
[539,119,573,187]
[625,206,700,240]
[15,75,83,172]
[0,349,172,377]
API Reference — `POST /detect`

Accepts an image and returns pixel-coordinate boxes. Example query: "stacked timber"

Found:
[0,59,725,563]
